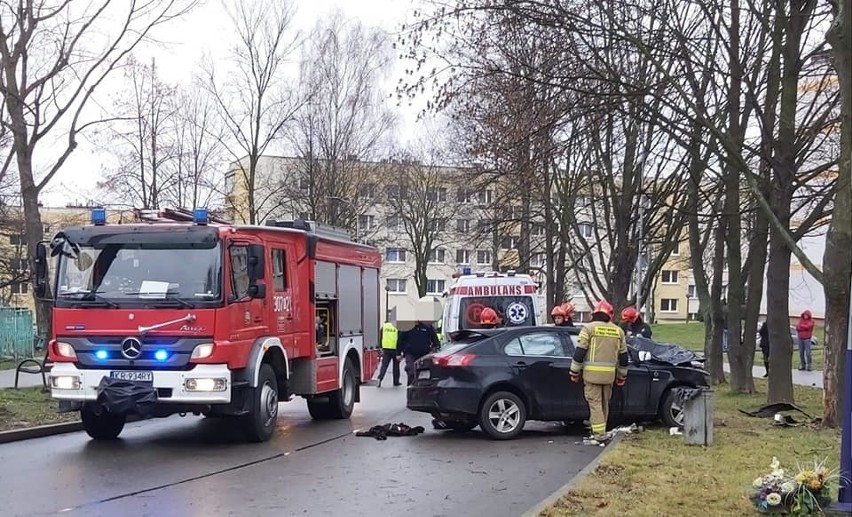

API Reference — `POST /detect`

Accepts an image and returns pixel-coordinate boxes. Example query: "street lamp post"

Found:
[385,283,392,321]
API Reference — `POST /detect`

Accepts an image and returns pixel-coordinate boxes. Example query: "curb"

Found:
[521,433,626,517]
[0,421,83,444]
[0,415,144,444]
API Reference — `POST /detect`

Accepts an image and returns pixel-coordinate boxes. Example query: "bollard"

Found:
[679,387,714,446]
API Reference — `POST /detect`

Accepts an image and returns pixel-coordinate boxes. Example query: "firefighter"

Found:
[569,300,629,444]
[620,306,652,339]
[400,320,441,386]
[551,305,567,326]
[479,307,500,328]
[560,303,576,326]
[376,320,401,388]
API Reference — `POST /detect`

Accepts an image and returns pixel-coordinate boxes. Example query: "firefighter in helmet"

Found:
[620,306,652,339]
[479,307,500,328]
[560,302,576,326]
[569,300,629,444]
[551,306,569,326]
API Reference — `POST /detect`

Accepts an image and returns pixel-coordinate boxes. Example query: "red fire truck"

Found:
[35,208,381,442]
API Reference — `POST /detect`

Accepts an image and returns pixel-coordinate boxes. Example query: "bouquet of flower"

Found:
[749,457,839,515]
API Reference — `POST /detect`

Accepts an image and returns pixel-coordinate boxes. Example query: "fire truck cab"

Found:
[35,208,381,442]
[441,270,544,339]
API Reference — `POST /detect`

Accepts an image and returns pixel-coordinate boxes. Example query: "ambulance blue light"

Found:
[94,350,108,360]
[154,349,169,362]
[193,208,209,225]
[462,267,471,275]
[91,208,107,226]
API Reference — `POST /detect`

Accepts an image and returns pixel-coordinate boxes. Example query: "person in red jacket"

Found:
[796,310,815,371]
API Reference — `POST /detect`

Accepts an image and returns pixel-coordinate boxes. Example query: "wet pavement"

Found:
[0,384,602,517]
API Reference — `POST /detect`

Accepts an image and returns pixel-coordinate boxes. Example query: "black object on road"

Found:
[355,422,425,440]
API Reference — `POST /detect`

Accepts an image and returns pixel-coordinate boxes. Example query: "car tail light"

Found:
[433,354,476,367]
[50,340,78,362]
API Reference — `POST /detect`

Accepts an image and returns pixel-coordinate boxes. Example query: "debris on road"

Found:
[355,422,425,440]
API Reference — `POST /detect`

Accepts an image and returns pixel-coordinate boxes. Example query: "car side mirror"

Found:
[34,242,48,298]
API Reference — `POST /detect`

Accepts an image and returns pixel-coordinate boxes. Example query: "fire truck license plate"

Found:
[110,371,153,382]
[418,370,430,380]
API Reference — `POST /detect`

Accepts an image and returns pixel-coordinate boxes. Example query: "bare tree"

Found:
[205,0,301,225]
[0,0,197,334]
[96,56,176,208]
[282,12,396,232]
[382,152,459,298]
[821,0,852,426]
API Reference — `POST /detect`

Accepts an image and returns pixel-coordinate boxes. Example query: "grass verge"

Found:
[542,381,839,516]
[0,387,78,432]
[651,323,826,370]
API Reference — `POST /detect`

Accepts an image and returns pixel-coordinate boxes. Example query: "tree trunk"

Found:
[821,0,851,427]
[741,205,769,393]
[19,159,50,337]
[707,214,728,384]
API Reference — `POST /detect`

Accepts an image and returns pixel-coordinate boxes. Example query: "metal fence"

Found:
[0,307,35,360]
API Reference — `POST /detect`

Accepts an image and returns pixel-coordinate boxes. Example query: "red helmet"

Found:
[593,300,614,318]
[551,306,566,317]
[479,307,499,325]
[621,306,639,323]
[561,302,575,316]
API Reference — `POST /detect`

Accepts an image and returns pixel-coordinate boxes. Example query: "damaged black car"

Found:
[406,326,709,440]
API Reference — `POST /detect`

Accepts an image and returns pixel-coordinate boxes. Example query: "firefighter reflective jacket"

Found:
[570,321,629,385]
[381,322,398,350]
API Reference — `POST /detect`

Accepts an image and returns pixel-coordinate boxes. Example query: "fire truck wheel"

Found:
[307,358,356,420]
[81,408,126,440]
[242,363,279,442]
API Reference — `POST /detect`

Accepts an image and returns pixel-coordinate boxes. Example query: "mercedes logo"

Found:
[121,337,143,359]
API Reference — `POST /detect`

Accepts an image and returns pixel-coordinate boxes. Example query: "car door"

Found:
[503,331,571,419]
[622,348,653,418]
[563,333,594,419]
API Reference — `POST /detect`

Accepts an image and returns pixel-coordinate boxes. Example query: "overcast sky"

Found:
[43,0,419,207]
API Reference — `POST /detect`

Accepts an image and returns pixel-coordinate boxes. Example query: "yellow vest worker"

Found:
[569,300,628,444]
[381,322,398,350]
[377,321,401,387]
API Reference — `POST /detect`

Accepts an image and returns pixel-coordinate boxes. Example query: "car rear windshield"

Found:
[459,296,536,329]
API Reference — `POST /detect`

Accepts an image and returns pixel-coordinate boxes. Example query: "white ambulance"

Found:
[441,270,545,339]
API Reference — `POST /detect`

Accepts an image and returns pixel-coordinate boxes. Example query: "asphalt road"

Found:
[0,384,602,517]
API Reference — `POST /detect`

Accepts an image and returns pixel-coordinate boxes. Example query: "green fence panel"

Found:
[0,307,34,360]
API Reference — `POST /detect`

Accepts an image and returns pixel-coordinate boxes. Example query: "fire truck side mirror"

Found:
[34,242,48,298]
[247,244,265,281]
[249,283,266,299]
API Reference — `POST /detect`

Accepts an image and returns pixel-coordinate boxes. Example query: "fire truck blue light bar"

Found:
[193,208,208,225]
[91,208,107,226]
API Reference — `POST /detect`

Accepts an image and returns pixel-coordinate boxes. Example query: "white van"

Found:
[441,271,545,339]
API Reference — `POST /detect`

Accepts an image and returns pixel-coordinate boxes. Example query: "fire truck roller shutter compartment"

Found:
[361,266,380,380]
[337,264,364,390]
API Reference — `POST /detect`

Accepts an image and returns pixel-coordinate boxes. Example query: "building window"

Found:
[500,236,518,250]
[671,241,681,256]
[476,250,492,265]
[428,248,446,264]
[531,253,547,268]
[11,282,28,295]
[578,223,593,239]
[477,219,492,232]
[11,258,28,271]
[426,187,447,202]
[386,214,404,232]
[9,234,25,246]
[386,278,407,293]
[359,183,377,199]
[456,249,471,265]
[456,219,471,233]
[358,214,376,231]
[531,223,545,236]
[298,177,310,190]
[661,270,679,284]
[432,218,447,232]
[385,248,407,263]
[426,279,446,295]
[577,196,591,207]
[661,298,678,312]
[687,284,696,299]
[476,190,493,205]
[457,188,473,203]
[387,184,406,200]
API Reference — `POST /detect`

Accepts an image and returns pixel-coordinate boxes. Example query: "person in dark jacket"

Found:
[620,306,652,339]
[400,321,441,386]
[758,319,770,377]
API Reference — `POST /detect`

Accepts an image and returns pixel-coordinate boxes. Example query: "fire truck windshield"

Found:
[459,296,536,329]
[55,242,222,307]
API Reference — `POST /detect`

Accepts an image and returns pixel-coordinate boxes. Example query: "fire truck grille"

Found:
[56,336,213,371]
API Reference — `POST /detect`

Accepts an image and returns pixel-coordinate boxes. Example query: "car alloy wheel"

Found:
[669,400,684,426]
[488,398,522,434]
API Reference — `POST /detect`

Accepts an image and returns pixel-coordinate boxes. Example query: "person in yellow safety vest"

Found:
[569,299,629,444]
[377,321,402,388]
